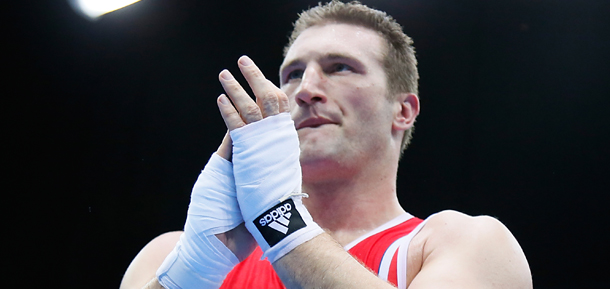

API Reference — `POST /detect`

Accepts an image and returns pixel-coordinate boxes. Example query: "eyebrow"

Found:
[279,52,358,75]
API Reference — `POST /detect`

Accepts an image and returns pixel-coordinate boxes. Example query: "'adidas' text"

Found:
[258,203,292,234]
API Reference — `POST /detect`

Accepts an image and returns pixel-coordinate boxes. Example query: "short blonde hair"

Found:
[284,1,419,153]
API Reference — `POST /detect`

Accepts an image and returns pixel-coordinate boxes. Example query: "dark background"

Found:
[7,0,609,288]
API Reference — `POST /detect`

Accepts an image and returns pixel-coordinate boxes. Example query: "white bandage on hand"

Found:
[156,153,242,289]
[231,113,324,263]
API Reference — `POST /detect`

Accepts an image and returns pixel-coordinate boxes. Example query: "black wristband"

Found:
[253,198,307,247]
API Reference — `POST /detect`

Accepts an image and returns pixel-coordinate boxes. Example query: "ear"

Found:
[392,93,420,132]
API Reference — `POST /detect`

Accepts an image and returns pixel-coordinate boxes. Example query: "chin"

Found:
[300,149,351,182]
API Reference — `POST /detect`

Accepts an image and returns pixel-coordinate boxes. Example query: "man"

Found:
[121,1,532,288]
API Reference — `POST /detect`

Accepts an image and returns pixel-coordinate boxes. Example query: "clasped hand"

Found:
[213,55,295,261]
[156,56,313,289]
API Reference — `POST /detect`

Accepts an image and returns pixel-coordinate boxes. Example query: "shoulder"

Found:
[423,210,509,242]
[406,210,532,289]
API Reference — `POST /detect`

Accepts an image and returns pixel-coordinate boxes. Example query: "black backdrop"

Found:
[7,0,610,288]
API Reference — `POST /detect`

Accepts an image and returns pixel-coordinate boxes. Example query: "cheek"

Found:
[345,91,394,144]
[346,87,387,120]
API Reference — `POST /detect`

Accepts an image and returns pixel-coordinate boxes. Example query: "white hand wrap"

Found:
[231,113,324,263]
[156,153,241,289]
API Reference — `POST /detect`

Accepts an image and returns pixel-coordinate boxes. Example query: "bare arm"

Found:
[273,233,396,289]
[407,211,533,289]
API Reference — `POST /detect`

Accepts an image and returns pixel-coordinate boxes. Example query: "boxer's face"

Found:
[280,23,397,181]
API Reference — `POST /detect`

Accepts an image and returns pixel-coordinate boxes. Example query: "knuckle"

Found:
[227,81,242,92]
[244,104,261,117]
[263,97,279,111]
[247,66,264,78]
[261,89,277,100]
[225,108,240,118]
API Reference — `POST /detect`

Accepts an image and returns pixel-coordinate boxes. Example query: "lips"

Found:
[296,117,336,130]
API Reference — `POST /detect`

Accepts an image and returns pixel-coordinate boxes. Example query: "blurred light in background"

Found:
[68,0,142,20]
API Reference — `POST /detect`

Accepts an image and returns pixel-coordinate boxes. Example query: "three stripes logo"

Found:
[254,199,306,247]
[259,202,292,234]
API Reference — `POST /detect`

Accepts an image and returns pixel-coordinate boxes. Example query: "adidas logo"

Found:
[255,199,306,247]
[258,203,293,234]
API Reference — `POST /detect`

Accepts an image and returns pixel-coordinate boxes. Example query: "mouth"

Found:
[296,117,336,130]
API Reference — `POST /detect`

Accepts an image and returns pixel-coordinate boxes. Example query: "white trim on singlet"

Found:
[396,220,427,289]
[377,218,428,289]
[343,212,414,251]
[378,236,402,281]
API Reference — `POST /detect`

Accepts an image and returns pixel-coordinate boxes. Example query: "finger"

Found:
[217,94,246,131]
[237,56,285,118]
[216,131,232,162]
[261,79,291,115]
[219,69,263,124]
[273,81,290,113]
[255,87,280,118]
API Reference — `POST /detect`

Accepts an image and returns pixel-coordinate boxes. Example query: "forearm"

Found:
[154,145,250,289]
[273,233,396,289]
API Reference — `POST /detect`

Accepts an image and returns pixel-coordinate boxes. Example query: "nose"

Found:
[295,65,327,106]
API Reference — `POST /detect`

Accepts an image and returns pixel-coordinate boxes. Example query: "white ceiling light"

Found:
[68,0,142,20]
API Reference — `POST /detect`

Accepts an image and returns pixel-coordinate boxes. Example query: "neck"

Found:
[302,159,406,247]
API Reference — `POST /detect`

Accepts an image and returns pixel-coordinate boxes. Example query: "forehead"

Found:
[281,23,386,68]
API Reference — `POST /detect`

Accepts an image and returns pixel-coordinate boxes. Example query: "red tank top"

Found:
[220,214,424,289]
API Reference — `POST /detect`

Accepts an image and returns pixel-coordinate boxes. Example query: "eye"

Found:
[287,69,304,81]
[331,63,353,73]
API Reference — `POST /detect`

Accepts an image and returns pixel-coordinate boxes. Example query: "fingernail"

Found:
[220,70,233,80]
[218,94,229,105]
[239,56,253,66]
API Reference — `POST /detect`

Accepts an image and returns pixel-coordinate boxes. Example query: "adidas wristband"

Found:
[231,113,324,263]
[156,153,241,289]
